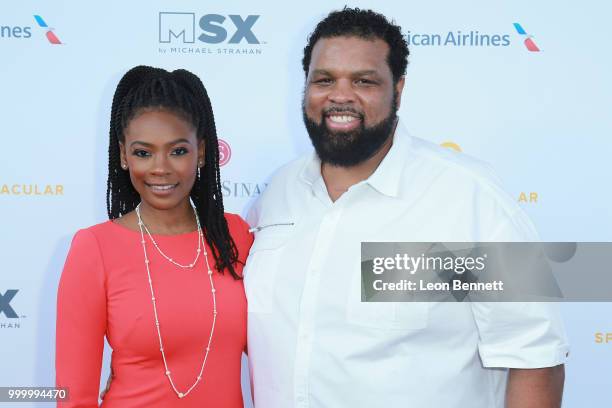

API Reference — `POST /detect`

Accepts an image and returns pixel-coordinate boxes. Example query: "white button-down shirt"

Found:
[244,121,569,408]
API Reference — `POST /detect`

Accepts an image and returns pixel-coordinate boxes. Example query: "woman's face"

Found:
[119,110,204,212]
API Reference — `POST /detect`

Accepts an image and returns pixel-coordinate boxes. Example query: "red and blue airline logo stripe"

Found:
[513,23,540,52]
[34,15,62,45]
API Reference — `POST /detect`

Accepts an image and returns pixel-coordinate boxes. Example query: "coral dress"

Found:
[56,214,252,407]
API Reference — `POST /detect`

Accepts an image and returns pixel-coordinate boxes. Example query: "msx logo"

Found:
[159,12,260,44]
[0,289,19,318]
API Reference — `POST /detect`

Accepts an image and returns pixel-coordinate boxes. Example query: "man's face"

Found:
[303,36,404,166]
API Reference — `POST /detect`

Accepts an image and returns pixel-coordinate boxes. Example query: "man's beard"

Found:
[302,98,398,167]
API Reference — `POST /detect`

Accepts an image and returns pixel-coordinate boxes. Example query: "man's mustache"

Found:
[323,106,364,119]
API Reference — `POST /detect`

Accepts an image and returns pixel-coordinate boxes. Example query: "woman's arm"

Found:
[56,229,107,407]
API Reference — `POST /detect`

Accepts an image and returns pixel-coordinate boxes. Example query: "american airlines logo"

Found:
[404,23,541,53]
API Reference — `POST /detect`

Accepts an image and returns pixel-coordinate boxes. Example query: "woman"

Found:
[56,66,252,407]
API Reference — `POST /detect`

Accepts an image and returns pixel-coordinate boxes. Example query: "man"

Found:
[245,8,568,408]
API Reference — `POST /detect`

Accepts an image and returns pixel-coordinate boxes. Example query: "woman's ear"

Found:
[198,140,205,167]
[119,141,128,170]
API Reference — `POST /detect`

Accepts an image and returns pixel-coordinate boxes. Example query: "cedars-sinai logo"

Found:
[218,139,231,167]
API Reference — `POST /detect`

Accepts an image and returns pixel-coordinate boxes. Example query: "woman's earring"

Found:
[122,163,128,170]
[197,162,202,179]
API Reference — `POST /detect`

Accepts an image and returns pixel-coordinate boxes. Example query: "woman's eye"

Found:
[172,147,189,156]
[132,149,150,158]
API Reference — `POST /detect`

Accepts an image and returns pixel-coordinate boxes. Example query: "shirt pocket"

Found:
[243,230,291,314]
[345,269,430,331]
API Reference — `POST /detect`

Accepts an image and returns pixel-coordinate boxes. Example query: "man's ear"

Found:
[394,76,406,109]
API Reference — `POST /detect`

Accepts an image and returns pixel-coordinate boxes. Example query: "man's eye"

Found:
[132,149,150,158]
[355,79,375,85]
[314,78,333,85]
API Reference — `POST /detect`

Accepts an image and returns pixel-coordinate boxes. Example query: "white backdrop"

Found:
[1,1,611,406]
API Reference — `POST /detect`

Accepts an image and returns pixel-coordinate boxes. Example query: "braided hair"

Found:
[106,65,241,279]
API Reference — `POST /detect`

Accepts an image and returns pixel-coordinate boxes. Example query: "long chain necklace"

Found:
[135,201,217,399]
[139,212,202,268]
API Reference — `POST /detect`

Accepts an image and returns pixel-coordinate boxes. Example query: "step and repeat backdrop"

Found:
[1,0,611,406]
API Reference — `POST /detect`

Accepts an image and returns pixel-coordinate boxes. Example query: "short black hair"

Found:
[302,7,409,83]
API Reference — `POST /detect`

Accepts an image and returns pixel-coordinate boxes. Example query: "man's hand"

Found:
[99,367,113,401]
[506,365,565,408]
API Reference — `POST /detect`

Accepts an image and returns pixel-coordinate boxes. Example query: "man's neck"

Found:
[321,128,395,202]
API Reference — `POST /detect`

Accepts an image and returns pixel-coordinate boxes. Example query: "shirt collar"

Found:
[299,118,411,198]
[300,151,322,187]
[365,119,410,197]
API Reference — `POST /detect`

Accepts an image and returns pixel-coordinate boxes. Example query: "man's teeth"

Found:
[150,184,175,191]
[329,115,357,123]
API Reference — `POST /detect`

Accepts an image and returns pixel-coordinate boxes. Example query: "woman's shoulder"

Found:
[62,222,118,275]
[224,213,253,252]
[224,212,249,232]
[75,219,124,238]
[70,219,134,249]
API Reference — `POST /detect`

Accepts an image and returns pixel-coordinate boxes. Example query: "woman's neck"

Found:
[137,199,197,235]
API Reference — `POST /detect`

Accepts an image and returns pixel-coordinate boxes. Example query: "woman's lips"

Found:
[145,183,179,195]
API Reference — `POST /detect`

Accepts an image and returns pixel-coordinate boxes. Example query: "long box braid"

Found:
[106,65,241,278]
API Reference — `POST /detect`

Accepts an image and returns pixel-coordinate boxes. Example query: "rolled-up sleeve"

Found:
[473,301,569,368]
[473,209,570,368]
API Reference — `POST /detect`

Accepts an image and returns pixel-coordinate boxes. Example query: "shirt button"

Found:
[297,396,305,403]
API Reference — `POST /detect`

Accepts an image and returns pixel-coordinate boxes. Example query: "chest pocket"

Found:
[243,226,293,314]
[345,262,430,331]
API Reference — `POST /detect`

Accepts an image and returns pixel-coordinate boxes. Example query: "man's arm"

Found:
[506,365,565,408]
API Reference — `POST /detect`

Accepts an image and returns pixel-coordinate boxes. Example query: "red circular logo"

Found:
[218,139,231,167]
